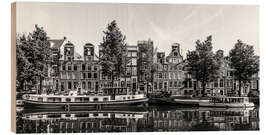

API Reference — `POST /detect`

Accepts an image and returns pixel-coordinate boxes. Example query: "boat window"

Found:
[103,98,108,101]
[93,98,99,102]
[103,113,108,116]
[38,97,43,102]
[75,98,82,102]
[47,98,54,102]
[66,98,71,102]
[47,114,61,118]
[75,113,89,118]
[83,98,89,102]
[123,97,126,100]
[55,98,61,102]
[93,113,98,117]
[65,114,71,117]
[132,96,135,99]
[127,97,130,100]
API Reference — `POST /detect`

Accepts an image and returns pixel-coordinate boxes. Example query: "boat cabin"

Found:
[209,97,249,103]
[102,87,128,95]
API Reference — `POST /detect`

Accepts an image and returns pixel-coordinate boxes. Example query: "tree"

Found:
[16,25,51,93]
[16,34,33,91]
[229,40,259,96]
[186,35,220,97]
[99,20,127,87]
[31,25,52,93]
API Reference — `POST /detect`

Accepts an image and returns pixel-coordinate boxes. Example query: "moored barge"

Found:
[22,87,148,109]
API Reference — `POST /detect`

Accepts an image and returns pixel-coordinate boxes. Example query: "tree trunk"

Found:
[238,79,242,97]
[146,80,149,97]
[39,76,43,94]
[111,73,114,87]
[202,81,206,97]
[19,79,25,92]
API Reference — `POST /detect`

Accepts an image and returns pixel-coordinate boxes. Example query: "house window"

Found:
[158,73,163,79]
[127,81,131,87]
[93,66,97,71]
[82,64,86,71]
[82,81,86,89]
[252,80,257,89]
[94,73,97,78]
[155,73,158,79]
[171,72,175,79]
[214,79,218,88]
[184,81,187,88]
[88,81,91,89]
[159,82,163,89]
[174,81,178,87]
[88,65,91,70]
[164,65,168,70]
[83,73,86,79]
[154,82,157,89]
[127,67,131,76]
[133,78,136,83]
[164,73,168,79]
[220,79,224,87]
[132,68,137,76]
[73,82,77,89]
[62,65,66,71]
[178,81,182,87]
[60,82,65,91]
[189,81,192,88]
[88,73,91,79]
[68,82,72,89]
[73,64,77,71]
[164,82,167,89]
[68,65,72,71]
[226,79,230,87]
[169,81,173,87]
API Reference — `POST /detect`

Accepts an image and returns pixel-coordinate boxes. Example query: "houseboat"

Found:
[199,96,255,108]
[22,87,148,109]
[172,96,210,106]
[22,110,147,121]
[149,95,209,106]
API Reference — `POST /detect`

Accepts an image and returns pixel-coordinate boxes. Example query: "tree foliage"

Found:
[229,40,259,96]
[16,25,51,92]
[99,20,128,85]
[186,35,220,96]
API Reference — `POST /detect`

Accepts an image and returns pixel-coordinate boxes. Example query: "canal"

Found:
[16,106,259,133]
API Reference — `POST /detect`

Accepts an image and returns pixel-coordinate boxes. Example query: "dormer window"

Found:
[174,52,178,56]
[66,48,71,55]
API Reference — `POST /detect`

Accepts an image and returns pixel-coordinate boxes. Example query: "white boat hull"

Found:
[199,102,255,108]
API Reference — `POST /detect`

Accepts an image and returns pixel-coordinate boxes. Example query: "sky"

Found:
[16,2,259,57]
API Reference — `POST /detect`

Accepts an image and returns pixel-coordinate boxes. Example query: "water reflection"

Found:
[16,106,259,133]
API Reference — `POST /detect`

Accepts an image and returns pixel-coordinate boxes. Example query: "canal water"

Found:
[16,106,259,133]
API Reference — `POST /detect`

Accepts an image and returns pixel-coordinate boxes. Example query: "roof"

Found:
[49,39,65,49]
[85,43,94,46]
[59,51,99,61]
[74,52,83,60]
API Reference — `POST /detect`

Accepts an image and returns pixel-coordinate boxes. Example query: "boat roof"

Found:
[210,96,249,99]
